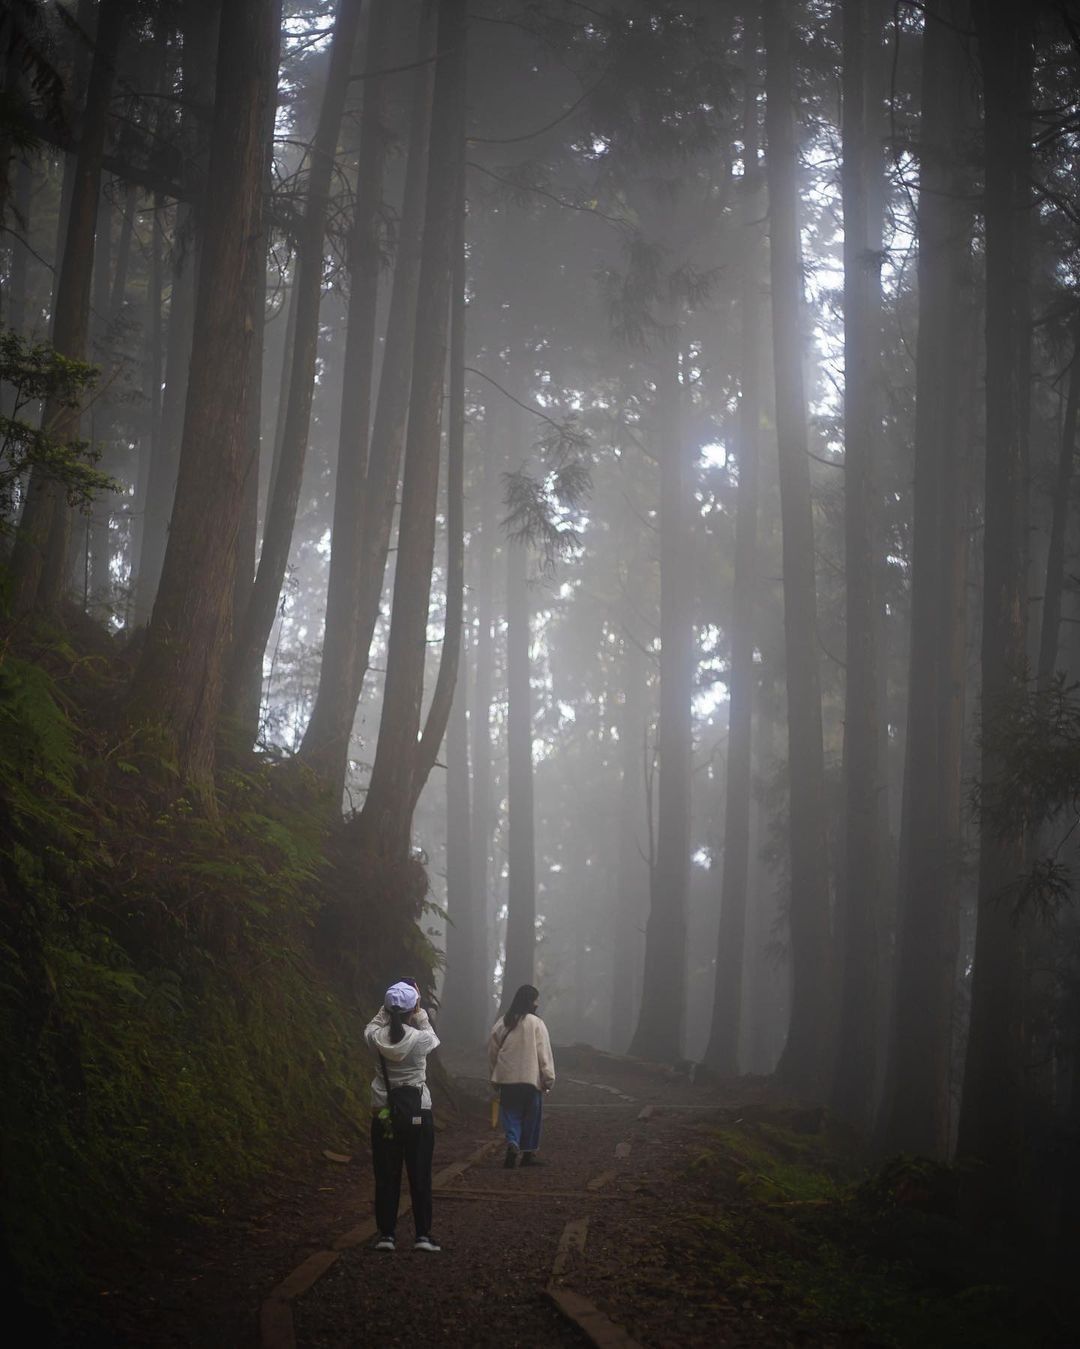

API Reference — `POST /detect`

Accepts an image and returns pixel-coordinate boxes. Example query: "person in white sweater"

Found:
[488,984,555,1169]
[364,980,440,1252]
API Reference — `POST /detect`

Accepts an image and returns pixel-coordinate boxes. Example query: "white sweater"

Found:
[365,1007,440,1111]
[488,1012,556,1091]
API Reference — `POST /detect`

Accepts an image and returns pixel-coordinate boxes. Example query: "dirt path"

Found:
[83,1048,839,1347]
[272,1049,812,1348]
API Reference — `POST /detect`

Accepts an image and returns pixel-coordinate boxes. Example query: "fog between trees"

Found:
[3,0,1080,1227]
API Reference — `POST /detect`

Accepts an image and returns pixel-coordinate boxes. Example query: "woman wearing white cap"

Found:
[364,979,441,1252]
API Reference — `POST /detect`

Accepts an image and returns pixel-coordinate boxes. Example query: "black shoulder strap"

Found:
[378,1053,393,1097]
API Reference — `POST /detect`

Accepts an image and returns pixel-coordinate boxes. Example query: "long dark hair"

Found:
[503,984,539,1033]
[388,977,420,1042]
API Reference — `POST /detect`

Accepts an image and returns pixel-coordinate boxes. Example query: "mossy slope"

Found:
[676,1108,1074,1347]
[0,627,433,1328]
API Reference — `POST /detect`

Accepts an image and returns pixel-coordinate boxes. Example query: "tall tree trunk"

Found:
[299,0,394,784]
[133,0,220,625]
[832,0,885,1127]
[107,182,135,317]
[427,153,476,1041]
[469,411,499,1030]
[1037,321,1080,688]
[130,194,164,600]
[705,38,764,1076]
[226,0,366,737]
[611,630,648,1052]
[358,0,467,862]
[6,154,32,340]
[125,0,278,790]
[0,42,21,303]
[502,530,536,1002]
[231,5,283,738]
[936,300,976,1149]
[744,705,788,1071]
[763,0,832,1094]
[867,0,894,1108]
[85,179,114,607]
[233,225,267,713]
[956,0,1032,1198]
[412,134,468,802]
[441,640,479,1040]
[630,336,692,1063]
[880,0,973,1158]
[265,276,298,516]
[10,0,126,615]
[299,0,437,798]
[88,180,137,605]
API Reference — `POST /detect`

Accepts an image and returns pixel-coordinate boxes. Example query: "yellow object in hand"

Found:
[490,1096,499,1129]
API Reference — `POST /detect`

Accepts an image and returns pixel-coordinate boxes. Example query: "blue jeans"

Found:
[499,1083,543,1152]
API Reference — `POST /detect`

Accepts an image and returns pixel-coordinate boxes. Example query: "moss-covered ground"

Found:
[671,1107,1075,1346]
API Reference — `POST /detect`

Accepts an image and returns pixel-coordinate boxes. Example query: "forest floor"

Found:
[76,1046,1074,1349]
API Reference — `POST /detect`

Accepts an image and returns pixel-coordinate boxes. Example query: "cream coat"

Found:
[488,1012,556,1091]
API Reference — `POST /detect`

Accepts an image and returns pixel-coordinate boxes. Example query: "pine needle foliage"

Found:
[0,327,115,538]
[975,675,1080,923]
[502,414,592,572]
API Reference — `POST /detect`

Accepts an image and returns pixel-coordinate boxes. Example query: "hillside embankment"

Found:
[0,614,436,1335]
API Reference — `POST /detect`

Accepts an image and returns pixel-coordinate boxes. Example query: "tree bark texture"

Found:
[359,0,467,861]
[125,0,278,789]
[10,0,126,615]
[630,338,692,1063]
[763,0,833,1094]
[705,40,764,1076]
[300,0,438,798]
[957,1,1031,1194]
[832,0,885,1128]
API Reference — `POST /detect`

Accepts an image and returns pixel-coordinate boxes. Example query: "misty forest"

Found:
[3,0,1080,1344]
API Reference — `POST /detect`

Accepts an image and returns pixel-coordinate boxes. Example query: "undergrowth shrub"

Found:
[0,636,435,1326]
[674,1112,1070,1347]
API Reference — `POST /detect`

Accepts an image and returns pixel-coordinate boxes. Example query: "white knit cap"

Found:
[385,981,420,1011]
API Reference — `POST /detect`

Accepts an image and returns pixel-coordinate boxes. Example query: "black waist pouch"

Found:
[380,1056,423,1136]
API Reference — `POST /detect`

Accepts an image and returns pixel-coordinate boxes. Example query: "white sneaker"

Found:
[414,1234,441,1252]
[374,1234,395,1251]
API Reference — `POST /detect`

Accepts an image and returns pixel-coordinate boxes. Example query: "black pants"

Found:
[370,1109,435,1238]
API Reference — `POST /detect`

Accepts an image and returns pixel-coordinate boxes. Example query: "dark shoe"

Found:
[374,1234,395,1252]
[504,1144,519,1169]
[520,1152,545,1166]
[414,1234,441,1252]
